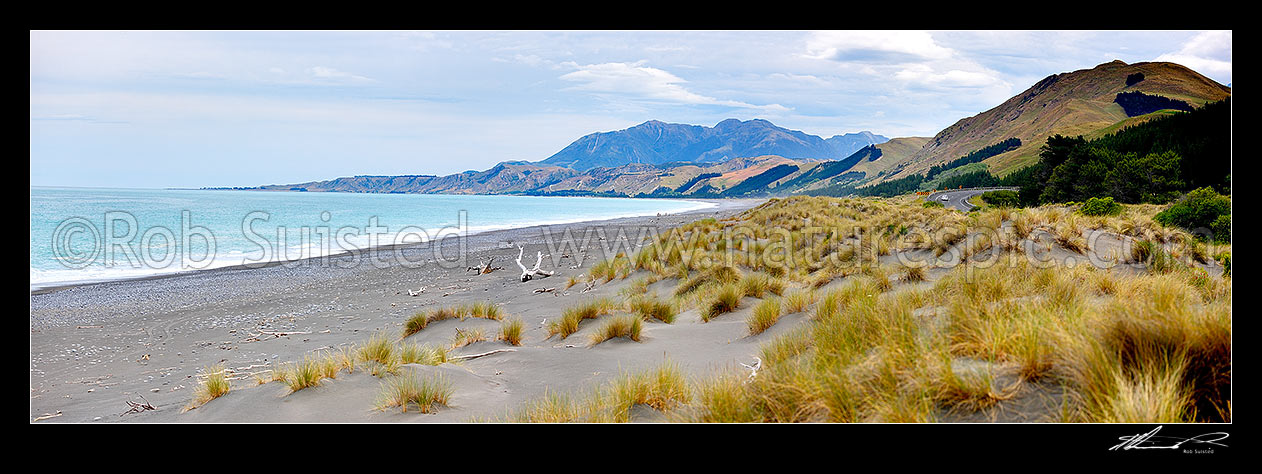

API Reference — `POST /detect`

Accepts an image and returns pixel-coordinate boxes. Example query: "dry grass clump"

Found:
[506,360,690,422]
[403,302,503,338]
[782,289,815,314]
[400,342,449,365]
[589,314,643,345]
[479,195,1231,424]
[900,264,927,283]
[278,356,325,392]
[451,327,489,348]
[927,357,1016,414]
[739,271,785,298]
[700,283,743,322]
[461,301,503,320]
[498,317,525,346]
[357,332,397,366]
[590,254,632,282]
[185,363,231,411]
[548,297,617,339]
[675,264,742,297]
[507,389,587,422]
[747,297,783,335]
[376,373,453,414]
[1059,279,1230,422]
[626,294,677,323]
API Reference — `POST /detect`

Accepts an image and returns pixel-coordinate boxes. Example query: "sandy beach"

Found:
[30,198,772,423]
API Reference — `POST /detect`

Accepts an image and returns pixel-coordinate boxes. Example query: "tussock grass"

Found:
[186,363,231,411]
[626,294,677,324]
[701,283,742,322]
[548,297,616,339]
[376,373,453,414]
[747,297,782,335]
[675,265,741,297]
[589,314,643,345]
[499,317,524,346]
[475,195,1232,424]
[900,265,927,283]
[782,289,815,314]
[451,327,488,348]
[357,332,397,366]
[508,389,585,423]
[461,301,503,320]
[400,342,449,365]
[507,360,690,422]
[403,302,502,338]
[739,271,785,298]
[279,356,324,392]
[590,254,632,283]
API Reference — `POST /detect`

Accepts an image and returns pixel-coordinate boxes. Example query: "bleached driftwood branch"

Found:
[449,348,517,361]
[469,256,502,275]
[516,245,554,282]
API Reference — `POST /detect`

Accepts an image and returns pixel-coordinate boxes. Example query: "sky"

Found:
[29,30,1232,189]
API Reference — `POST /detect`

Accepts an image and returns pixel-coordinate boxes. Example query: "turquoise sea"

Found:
[30,187,714,289]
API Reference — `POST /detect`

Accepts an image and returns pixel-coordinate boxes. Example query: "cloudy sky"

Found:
[30,30,1232,188]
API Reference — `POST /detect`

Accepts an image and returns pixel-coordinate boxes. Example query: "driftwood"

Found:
[740,357,762,383]
[516,245,554,282]
[120,396,156,417]
[468,256,502,275]
[241,330,311,343]
[449,348,516,361]
[33,411,63,422]
[533,287,556,294]
[407,287,426,297]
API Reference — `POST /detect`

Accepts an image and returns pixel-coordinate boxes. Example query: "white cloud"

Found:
[803,31,1013,110]
[803,31,953,63]
[558,61,789,113]
[894,65,1004,89]
[306,66,375,82]
[1155,31,1231,84]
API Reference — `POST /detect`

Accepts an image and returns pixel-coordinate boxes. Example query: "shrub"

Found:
[923,200,944,208]
[1209,214,1231,244]
[980,190,1020,208]
[1079,196,1123,216]
[1154,187,1231,236]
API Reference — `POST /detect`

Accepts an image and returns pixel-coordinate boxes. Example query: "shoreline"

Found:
[29,197,738,295]
[30,195,766,423]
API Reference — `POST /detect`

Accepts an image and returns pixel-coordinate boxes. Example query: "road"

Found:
[924,187,1018,212]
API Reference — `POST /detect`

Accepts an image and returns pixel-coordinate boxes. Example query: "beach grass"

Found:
[184,363,231,411]
[626,294,677,323]
[499,317,525,346]
[376,373,453,414]
[548,297,617,339]
[746,297,783,335]
[700,283,743,322]
[589,314,643,345]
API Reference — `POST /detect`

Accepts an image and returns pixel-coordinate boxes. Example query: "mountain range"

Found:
[236,60,1230,199]
[539,119,886,171]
